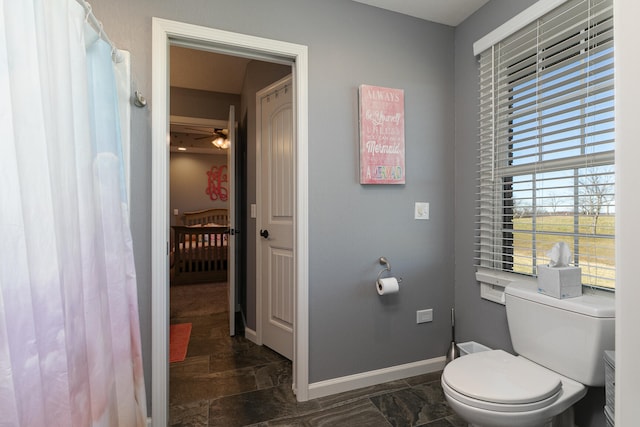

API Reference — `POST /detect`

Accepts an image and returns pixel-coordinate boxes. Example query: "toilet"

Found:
[441,280,615,427]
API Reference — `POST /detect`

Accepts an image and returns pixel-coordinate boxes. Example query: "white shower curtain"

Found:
[0,1,147,426]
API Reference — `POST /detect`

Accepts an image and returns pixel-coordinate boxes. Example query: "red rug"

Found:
[169,323,192,363]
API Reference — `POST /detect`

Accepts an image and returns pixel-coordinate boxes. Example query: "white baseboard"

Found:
[244,327,258,344]
[307,356,446,400]
[146,417,152,427]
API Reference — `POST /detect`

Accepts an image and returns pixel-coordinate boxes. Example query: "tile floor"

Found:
[169,282,466,427]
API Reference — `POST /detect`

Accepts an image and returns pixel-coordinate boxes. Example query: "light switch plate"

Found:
[250,204,257,218]
[415,202,429,220]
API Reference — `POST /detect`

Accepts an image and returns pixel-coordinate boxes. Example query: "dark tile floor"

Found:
[169,282,466,427]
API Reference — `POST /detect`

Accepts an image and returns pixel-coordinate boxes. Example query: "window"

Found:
[475,0,615,289]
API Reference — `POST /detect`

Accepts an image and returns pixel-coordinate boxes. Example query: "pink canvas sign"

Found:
[359,84,405,184]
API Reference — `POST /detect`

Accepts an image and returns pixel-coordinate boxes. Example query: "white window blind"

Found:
[475,0,615,289]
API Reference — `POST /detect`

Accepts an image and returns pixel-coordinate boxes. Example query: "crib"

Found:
[170,208,228,284]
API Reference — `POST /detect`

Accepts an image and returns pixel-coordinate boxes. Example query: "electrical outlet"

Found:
[416,309,433,324]
[415,202,429,220]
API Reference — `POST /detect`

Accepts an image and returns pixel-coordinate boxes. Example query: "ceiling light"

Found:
[212,136,230,149]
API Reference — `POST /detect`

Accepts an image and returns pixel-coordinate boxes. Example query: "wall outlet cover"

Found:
[417,308,433,323]
[414,202,429,220]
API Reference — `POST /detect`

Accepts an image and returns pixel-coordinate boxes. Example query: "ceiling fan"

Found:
[198,129,230,149]
[179,126,230,149]
[193,128,227,139]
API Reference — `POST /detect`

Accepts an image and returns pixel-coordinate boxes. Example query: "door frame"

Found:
[151,18,309,426]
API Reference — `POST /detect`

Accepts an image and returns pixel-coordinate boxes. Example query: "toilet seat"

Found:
[442,350,563,412]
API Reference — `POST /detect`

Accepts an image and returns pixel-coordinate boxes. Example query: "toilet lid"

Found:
[443,350,562,405]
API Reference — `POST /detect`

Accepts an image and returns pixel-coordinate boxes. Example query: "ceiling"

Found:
[170,47,249,153]
[171,46,251,94]
[351,0,490,26]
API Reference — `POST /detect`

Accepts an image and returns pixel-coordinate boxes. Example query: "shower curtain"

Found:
[0,1,147,426]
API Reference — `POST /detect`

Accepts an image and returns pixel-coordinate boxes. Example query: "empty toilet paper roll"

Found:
[377,277,400,295]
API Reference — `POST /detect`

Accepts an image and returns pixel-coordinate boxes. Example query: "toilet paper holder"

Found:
[377,257,403,283]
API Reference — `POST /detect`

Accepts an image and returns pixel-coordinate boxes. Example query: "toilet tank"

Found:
[504,280,615,386]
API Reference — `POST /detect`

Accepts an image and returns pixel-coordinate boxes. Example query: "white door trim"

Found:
[151,18,309,426]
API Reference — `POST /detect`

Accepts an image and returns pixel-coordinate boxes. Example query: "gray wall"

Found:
[169,152,227,226]
[91,0,452,412]
[454,1,605,425]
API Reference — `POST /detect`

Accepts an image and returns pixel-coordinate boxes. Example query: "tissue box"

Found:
[537,265,582,299]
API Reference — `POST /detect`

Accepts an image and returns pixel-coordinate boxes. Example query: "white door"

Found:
[227,106,236,336]
[257,76,294,360]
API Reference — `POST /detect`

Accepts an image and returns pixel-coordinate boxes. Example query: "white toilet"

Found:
[441,280,615,427]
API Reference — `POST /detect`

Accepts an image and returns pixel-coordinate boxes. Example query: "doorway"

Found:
[151,18,310,426]
[168,113,235,337]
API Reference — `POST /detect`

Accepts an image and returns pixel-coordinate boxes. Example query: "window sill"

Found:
[475,268,537,305]
[475,267,614,305]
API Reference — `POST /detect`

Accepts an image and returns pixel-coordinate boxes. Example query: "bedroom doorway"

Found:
[168,112,236,336]
[152,18,310,426]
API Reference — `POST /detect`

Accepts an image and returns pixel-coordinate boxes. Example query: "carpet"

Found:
[169,323,192,363]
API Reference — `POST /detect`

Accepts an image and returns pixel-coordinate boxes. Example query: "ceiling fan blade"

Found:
[171,125,214,135]
[182,126,211,133]
[194,129,227,140]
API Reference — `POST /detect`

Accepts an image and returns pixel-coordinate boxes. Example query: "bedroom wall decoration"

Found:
[358,84,405,184]
[206,164,228,201]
